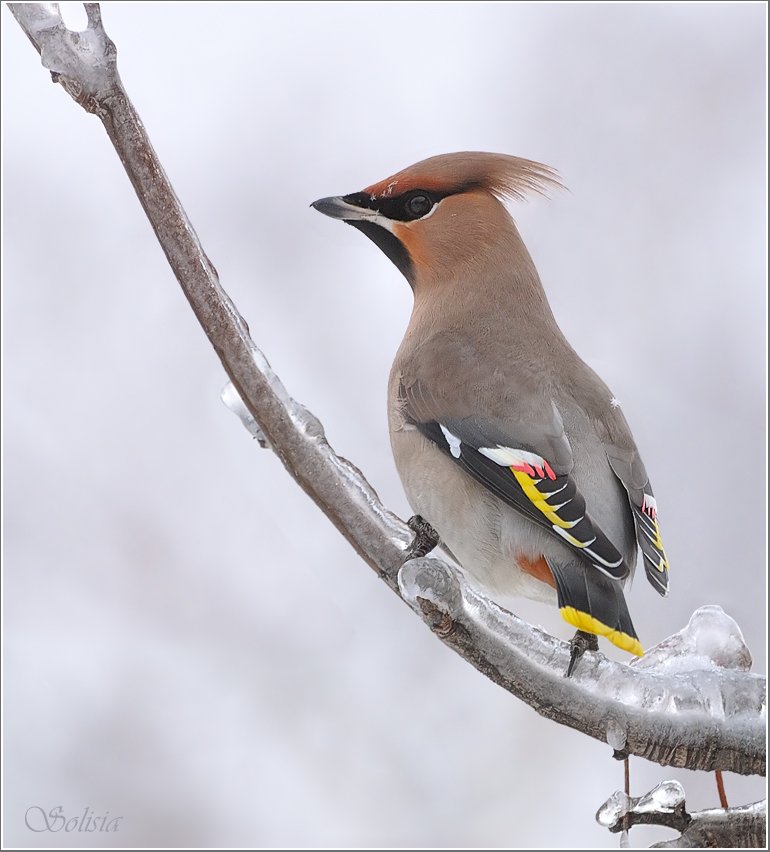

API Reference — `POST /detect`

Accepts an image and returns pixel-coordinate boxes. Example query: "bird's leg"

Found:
[404,515,440,561]
[566,629,599,677]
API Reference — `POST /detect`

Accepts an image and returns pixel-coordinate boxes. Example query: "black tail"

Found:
[548,560,643,656]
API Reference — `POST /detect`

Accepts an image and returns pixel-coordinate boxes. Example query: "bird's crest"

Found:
[363,151,563,203]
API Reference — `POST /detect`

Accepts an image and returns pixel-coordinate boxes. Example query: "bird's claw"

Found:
[566,629,599,677]
[404,515,440,561]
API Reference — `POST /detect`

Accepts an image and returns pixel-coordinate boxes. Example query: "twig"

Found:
[597,782,766,848]
[716,769,729,809]
[651,801,766,849]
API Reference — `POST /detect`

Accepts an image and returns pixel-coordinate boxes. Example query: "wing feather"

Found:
[417,419,629,580]
[606,448,670,596]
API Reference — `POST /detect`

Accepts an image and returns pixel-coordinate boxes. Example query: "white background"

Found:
[3,2,766,847]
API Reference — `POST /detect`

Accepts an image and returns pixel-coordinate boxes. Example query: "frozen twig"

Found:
[650,801,766,848]
[8,2,766,791]
[597,781,766,848]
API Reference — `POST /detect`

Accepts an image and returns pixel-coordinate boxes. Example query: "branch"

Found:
[399,561,764,776]
[9,2,766,781]
[597,781,766,848]
[651,801,766,849]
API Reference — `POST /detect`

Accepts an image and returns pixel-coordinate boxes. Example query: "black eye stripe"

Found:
[342,188,452,222]
[342,191,377,209]
[380,190,438,221]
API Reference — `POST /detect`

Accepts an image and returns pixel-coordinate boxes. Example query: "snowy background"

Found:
[3,2,766,847]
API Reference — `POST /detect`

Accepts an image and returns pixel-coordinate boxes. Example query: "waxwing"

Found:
[312,152,669,667]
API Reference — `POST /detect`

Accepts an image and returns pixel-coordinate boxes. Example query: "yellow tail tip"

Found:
[560,606,644,657]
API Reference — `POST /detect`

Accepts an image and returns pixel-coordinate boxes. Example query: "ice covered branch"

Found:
[399,562,764,776]
[650,801,767,849]
[9,1,765,787]
[597,781,766,848]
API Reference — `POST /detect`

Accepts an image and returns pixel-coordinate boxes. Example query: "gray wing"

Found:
[605,441,670,596]
[398,332,631,579]
[558,354,671,597]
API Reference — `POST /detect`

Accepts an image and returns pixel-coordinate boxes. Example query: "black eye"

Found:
[405,193,433,219]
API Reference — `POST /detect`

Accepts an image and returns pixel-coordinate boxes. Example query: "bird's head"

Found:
[312,152,560,290]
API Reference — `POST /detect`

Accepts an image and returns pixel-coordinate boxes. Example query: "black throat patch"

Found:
[346,219,414,284]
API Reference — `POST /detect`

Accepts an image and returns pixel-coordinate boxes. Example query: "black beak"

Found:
[311,195,379,222]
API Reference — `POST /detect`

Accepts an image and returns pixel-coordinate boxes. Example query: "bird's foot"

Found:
[404,515,440,561]
[566,629,599,677]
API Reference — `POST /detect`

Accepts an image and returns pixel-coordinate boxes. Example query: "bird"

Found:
[312,152,669,672]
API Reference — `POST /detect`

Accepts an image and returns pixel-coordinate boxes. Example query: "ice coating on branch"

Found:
[398,558,463,616]
[597,790,631,828]
[632,605,752,674]
[11,4,117,103]
[19,3,61,36]
[35,3,116,91]
[597,782,686,833]
[605,718,627,751]
[246,344,292,406]
[223,341,327,447]
[239,344,328,443]
[599,785,766,845]
[635,780,685,814]
[400,560,764,762]
[221,382,269,447]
